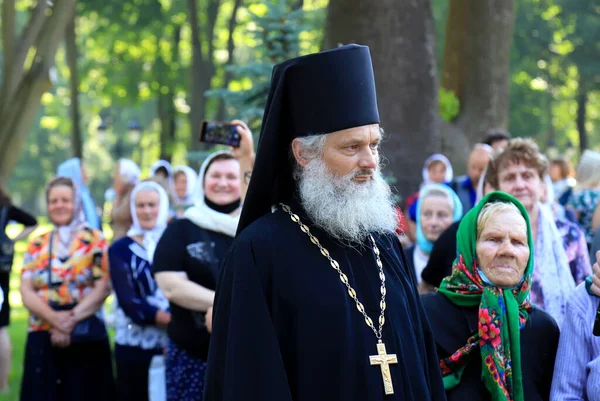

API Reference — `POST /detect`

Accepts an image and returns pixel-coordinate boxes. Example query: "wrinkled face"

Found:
[321,124,380,183]
[476,210,529,287]
[427,161,447,184]
[174,173,188,199]
[497,162,542,212]
[204,159,241,206]
[467,150,490,186]
[420,194,454,242]
[135,190,160,230]
[48,185,75,226]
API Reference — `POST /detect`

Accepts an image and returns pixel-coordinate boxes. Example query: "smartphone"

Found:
[200,121,241,147]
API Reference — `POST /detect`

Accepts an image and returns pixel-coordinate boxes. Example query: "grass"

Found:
[3,221,114,401]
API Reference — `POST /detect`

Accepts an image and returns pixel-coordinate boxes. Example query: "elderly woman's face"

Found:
[135,190,160,230]
[48,185,75,226]
[476,209,529,287]
[497,161,542,212]
[420,194,454,243]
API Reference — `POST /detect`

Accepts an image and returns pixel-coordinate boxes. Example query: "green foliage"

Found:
[507,0,599,152]
[439,87,460,122]
[207,1,322,131]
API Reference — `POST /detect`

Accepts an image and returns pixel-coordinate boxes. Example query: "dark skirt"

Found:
[165,340,207,401]
[115,344,163,401]
[20,331,116,401]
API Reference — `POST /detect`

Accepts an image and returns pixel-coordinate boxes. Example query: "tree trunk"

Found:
[66,14,83,159]
[325,0,439,201]
[0,0,76,181]
[576,90,588,154]
[157,25,182,161]
[188,0,208,150]
[216,0,242,120]
[158,91,177,161]
[187,0,221,156]
[441,0,515,171]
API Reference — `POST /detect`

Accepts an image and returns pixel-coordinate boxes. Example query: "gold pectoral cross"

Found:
[369,342,398,395]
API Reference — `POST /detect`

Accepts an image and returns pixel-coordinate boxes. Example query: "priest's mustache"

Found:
[351,169,375,179]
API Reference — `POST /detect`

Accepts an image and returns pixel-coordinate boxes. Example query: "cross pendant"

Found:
[369,342,398,395]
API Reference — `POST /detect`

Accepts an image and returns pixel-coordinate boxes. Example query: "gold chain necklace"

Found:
[280,203,398,395]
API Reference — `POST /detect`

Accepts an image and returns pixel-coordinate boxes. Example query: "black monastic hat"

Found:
[237,44,380,234]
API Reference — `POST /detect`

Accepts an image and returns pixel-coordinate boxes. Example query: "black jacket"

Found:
[421,292,559,401]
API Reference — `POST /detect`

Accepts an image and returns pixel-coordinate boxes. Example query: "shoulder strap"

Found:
[47,231,54,287]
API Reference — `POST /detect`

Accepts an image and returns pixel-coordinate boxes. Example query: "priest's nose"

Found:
[358,149,378,170]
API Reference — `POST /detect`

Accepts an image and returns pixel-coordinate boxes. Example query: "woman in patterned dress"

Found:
[19,177,115,401]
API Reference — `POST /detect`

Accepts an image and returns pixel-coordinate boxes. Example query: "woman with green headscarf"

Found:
[421,191,559,401]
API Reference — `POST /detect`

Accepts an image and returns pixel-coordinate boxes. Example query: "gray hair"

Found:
[290,134,329,180]
[289,127,386,180]
[476,201,524,240]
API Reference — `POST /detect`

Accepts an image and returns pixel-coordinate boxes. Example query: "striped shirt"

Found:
[551,283,600,400]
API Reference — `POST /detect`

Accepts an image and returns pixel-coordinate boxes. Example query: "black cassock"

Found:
[204,200,446,401]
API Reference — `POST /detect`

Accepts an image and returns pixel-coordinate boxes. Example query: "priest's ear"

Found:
[291,138,310,168]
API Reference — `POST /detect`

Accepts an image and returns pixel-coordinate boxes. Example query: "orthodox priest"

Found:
[204,44,446,401]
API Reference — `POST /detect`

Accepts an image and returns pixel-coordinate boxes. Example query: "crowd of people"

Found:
[2,43,600,400]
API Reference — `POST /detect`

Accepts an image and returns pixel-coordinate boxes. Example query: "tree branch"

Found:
[227,0,242,60]
[0,0,75,169]
[66,14,83,159]
[205,0,221,73]
[2,2,49,107]
[33,0,76,62]
[188,0,203,63]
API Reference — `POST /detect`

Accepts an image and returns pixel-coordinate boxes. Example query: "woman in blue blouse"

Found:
[108,181,171,401]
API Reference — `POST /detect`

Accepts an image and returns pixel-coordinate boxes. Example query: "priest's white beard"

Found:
[298,158,397,244]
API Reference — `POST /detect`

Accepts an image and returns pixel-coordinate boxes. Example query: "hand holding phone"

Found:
[229,120,254,160]
[200,121,241,147]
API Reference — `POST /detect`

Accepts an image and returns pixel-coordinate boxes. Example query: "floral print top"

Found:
[567,189,600,244]
[21,227,109,332]
[555,219,592,285]
[530,218,591,312]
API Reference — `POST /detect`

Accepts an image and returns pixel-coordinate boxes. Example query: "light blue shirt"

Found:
[551,283,600,401]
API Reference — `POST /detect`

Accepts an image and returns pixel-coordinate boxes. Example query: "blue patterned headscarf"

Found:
[57,158,101,230]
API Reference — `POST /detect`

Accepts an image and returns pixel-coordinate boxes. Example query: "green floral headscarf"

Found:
[438,191,534,401]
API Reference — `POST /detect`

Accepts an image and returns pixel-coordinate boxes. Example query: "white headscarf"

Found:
[119,158,141,185]
[46,176,87,258]
[126,181,169,262]
[184,151,240,237]
[171,165,197,205]
[150,160,173,178]
[422,154,453,185]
